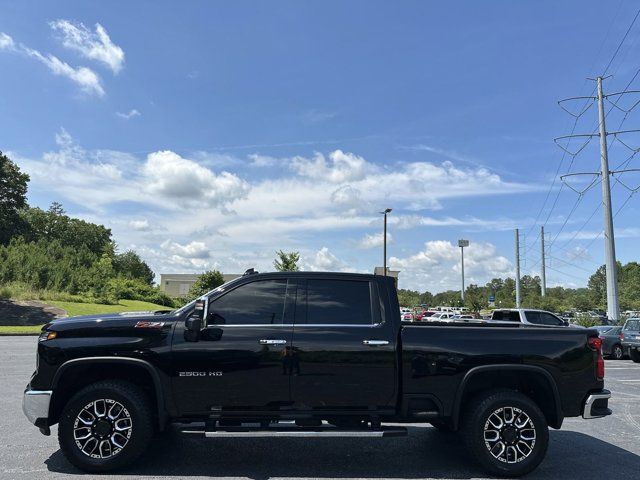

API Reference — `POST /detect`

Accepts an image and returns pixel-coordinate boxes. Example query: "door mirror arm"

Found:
[184,297,207,341]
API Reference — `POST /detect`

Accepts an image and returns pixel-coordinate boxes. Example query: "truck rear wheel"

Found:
[460,389,549,478]
[58,380,153,472]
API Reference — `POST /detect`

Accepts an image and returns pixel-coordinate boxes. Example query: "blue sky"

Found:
[2,0,640,292]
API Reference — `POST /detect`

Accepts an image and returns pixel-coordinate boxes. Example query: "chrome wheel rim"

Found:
[73,399,133,459]
[483,406,536,464]
[614,346,623,359]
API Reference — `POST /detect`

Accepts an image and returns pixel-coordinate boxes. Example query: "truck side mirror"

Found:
[184,298,206,341]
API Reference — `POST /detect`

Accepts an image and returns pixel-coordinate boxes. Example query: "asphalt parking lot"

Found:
[1,336,639,480]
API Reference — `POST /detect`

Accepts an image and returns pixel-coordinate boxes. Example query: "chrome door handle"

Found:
[363,340,389,346]
[259,339,287,345]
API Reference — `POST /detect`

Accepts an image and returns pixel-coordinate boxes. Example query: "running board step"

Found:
[179,424,407,438]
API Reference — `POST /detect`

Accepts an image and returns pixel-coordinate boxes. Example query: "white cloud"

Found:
[50,20,124,74]
[357,232,392,249]
[291,150,372,183]
[564,246,590,261]
[389,240,513,291]
[161,240,210,259]
[14,138,544,291]
[16,129,248,212]
[116,109,140,120]
[248,153,277,167]
[129,219,151,231]
[142,150,249,209]
[0,32,15,50]
[0,32,104,96]
[27,49,104,96]
[302,247,348,272]
[302,109,337,123]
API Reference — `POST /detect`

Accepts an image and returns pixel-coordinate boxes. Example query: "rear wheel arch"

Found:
[50,357,167,429]
[452,365,563,430]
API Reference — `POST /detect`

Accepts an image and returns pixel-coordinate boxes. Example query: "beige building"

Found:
[374,267,399,287]
[159,273,241,298]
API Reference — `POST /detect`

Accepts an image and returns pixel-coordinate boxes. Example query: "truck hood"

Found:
[44,309,177,333]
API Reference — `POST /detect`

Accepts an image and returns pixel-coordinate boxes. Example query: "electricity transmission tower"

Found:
[555,76,640,322]
[540,226,546,297]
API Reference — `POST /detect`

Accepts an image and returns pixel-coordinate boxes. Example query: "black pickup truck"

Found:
[23,271,611,477]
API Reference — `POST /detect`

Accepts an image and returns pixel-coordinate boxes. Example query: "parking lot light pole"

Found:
[381,208,392,276]
[458,239,469,302]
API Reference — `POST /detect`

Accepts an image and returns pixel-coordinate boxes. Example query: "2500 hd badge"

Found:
[23,271,611,477]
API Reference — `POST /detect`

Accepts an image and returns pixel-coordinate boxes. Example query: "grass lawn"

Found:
[49,299,172,318]
[0,325,43,335]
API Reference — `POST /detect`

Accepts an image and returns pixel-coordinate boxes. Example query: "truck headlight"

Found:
[38,331,57,342]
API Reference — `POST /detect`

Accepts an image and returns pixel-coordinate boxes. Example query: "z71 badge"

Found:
[178,371,223,377]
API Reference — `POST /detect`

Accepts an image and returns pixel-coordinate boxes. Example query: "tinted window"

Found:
[209,279,287,325]
[538,312,563,326]
[493,310,521,322]
[624,319,640,331]
[305,279,372,325]
[525,311,542,325]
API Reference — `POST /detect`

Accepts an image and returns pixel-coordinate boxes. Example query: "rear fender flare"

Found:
[451,364,563,430]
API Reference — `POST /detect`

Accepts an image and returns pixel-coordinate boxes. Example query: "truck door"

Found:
[171,277,295,415]
[289,277,397,411]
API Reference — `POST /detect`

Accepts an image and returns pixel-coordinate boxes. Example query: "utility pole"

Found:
[458,239,469,302]
[555,76,637,322]
[515,229,521,308]
[380,208,392,276]
[540,226,546,297]
[596,76,620,322]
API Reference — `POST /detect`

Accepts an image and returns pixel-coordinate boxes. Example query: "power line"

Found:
[601,8,640,75]
[527,6,640,247]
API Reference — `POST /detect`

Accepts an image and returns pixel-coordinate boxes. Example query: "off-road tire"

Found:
[58,380,153,472]
[460,389,549,478]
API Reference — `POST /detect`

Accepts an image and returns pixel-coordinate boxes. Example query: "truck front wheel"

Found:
[460,389,549,478]
[58,380,153,472]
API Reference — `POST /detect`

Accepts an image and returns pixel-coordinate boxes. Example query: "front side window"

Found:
[538,312,563,326]
[304,279,372,325]
[209,279,287,325]
[525,311,542,325]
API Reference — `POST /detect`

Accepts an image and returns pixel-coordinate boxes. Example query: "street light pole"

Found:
[458,239,469,302]
[381,208,392,276]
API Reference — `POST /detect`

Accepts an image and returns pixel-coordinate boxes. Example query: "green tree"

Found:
[464,284,487,313]
[0,152,30,244]
[20,205,112,253]
[397,289,421,307]
[188,270,225,299]
[274,250,300,271]
[113,250,154,285]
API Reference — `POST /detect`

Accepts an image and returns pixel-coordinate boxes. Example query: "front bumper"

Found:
[22,389,52,430]
[582,389,612,419]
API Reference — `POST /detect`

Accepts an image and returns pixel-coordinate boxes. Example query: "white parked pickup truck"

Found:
[491,309,572,327]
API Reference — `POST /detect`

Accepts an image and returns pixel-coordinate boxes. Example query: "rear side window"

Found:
[492,310,520,322]
[304,279,372,325]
